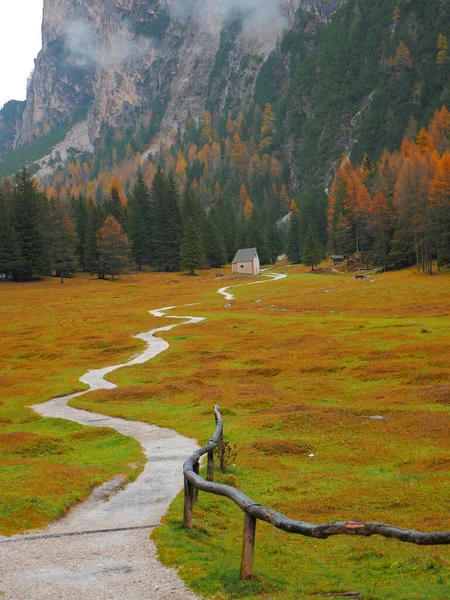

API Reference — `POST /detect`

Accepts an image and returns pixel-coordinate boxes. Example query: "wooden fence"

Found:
[183,405,450,580]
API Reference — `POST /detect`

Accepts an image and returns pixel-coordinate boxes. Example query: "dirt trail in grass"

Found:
[0,273,287,599]
[0,307,204,600]
[218,271,287,300]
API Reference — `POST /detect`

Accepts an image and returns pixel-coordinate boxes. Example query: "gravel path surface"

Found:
[218,272,287,300]
[1,275,287,599]
[0,307,203,600]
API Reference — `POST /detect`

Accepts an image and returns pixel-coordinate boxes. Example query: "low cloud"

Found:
[64,20,99,66]
[170,0,288,37]
[63,19,153,69]
[61,1,287,69]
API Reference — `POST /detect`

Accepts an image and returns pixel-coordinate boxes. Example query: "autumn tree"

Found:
[96,216,132,280]
[175,149,188,189]
[429,106,450,154]
[437,34,449,65]
[394,147,437,272]
[260,103,276,150]
[201,111,214,142]
[230,135,248,177]
[429,153,450,268]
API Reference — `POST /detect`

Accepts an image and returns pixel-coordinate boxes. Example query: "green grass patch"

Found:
[2,267,450,596]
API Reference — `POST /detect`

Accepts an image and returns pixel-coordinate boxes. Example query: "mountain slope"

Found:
[1,0,449,194]
[1,0,312,160]
[278,0,450,187]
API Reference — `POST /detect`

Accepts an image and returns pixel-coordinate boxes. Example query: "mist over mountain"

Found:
[0,0,449,192]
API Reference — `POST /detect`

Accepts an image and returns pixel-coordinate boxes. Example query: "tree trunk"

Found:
[414,231,420,271]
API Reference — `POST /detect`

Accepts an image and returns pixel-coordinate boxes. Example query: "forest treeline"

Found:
[0,104,329,282]
[1,106,450,281]
[328,106,450,273]
[0,165,303,282]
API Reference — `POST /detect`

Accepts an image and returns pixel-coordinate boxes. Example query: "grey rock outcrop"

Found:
[1,0,343,159]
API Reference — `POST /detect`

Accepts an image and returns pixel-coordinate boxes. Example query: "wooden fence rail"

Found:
[183,405,450,580]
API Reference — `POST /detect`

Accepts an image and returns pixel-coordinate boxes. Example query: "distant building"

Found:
[275,213,292,229]
[232,248,260,275]
[331,255,345,265]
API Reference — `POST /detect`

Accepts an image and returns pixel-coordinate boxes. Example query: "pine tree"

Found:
[180,217,205,275]
[49,203,78,283]
[72,195,88,270]
[181,180,208,252]
[302,226,322,271]
[96,216,132,280]
[104,185,125,225]
[297,186,328,249]
[266,223,283,264]
[128,171,151,269]
[388,221,416,269]
[206,217,227,268]
[211,194,237,262]
[369,190,393,271]
[151,171,183,271]
[0,190,22,279]
[245,207,270,265]
[13,168,49,280]
[84,202,104,275]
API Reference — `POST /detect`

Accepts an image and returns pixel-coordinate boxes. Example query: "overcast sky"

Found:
[0,1,44,109]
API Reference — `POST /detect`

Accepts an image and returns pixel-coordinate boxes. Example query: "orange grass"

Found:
[2,266,450,597]
[70,266,450,598]
[0,270,229,535]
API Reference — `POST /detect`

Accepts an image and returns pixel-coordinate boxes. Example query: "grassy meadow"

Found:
[1,266,450,598]
[0,270,224,535]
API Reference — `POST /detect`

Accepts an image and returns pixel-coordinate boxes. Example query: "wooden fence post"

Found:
[207,450,214,482]
[193,462,199,504]
[183,476,195,529]
[240,512,257,580]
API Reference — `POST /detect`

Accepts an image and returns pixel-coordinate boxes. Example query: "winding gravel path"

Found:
[0,306,204,600]
[0,273,287,599]
[218,272,287,300]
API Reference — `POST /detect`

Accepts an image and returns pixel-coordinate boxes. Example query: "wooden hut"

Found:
[232,248,260,275]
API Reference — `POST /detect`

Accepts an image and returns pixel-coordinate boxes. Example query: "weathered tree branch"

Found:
[183,405,450,546]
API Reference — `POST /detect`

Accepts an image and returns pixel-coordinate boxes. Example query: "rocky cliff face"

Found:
[0,101,25,155]
[1,0,343,161]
